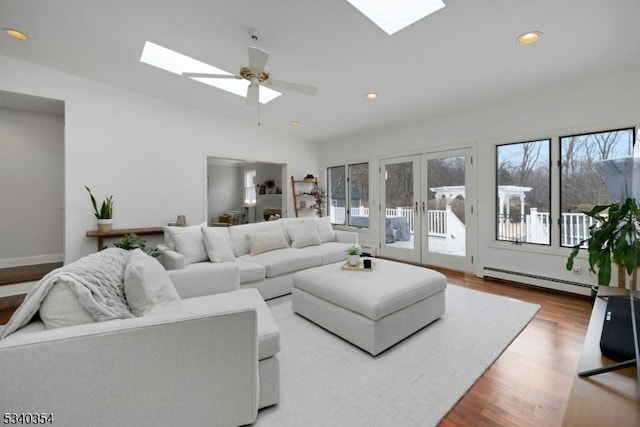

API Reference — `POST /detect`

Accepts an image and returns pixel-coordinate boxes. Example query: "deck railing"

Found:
[331,205,600,247]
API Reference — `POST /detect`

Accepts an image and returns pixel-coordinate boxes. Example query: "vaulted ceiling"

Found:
[1,0,639,142]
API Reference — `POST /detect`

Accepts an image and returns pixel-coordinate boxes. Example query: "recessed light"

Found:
[517,31,542,45]
[365,92,378,100]
[290,120,301,126]
[4,28,28,41]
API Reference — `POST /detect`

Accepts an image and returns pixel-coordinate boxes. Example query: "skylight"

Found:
[345,0,445,35]
[139,41,281,104]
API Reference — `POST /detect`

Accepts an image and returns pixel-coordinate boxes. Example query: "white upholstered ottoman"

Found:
[292,259,447,355]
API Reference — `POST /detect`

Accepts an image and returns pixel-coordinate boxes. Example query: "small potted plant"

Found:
[346,244,362,266]
[86,186,114,232]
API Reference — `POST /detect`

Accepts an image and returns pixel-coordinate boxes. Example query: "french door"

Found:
[380,148,475,271]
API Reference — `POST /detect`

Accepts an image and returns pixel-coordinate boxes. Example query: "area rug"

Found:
[256,285,540,427]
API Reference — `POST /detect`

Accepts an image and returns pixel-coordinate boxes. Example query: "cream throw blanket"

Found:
[0,248,133,340]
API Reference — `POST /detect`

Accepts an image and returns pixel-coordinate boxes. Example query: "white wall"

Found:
[320,66,640,290]
[0,54,319,262]
[207,163,243,223]
[0,108,64,266]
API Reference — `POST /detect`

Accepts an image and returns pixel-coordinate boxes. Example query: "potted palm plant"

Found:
[86,186,114,232]
[566,197,640,293]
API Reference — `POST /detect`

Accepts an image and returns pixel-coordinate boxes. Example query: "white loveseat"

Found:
[160,216,359,300]
[0,250,279,427]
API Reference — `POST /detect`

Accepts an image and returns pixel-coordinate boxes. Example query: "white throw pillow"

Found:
[201,226,236,263]
[315,216,336,243]
[163,224,208,264]
[39,282,96,329]
[247,229,290,255]
[124,249,182,317]
[287,223,322,248]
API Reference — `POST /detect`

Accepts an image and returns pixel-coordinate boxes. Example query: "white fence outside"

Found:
[332,205,600,247]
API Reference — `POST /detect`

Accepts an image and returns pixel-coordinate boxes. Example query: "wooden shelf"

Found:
[86,226,164,250]
[291,176,318,217]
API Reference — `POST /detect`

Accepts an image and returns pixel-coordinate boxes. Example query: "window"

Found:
[244,170,256,204]
[495,127,637,249]
[327,163,369,227]
[559,128,635,247]
[496,139,551,245]
[348,163,369,227]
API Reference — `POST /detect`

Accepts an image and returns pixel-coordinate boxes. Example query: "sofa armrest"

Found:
[335,230,358,244]
[0,300,259,427]
[168,263,240,299]
[158,244,185,270]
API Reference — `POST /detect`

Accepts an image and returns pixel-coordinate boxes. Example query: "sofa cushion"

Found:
[286,223,322,249]
[124,249,182,316]
[247,229,290,256]
[163,224,208,264]
[201,225,236,262]
[178,288,280,360]
[229,221,284,256]
[39,282,96,329]
[237,260,267,284]
[315,217,336,243]
[301,242,353,265]
[239,248,321,277]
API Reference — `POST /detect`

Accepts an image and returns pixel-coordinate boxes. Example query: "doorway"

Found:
[0,90,65,273]
[206,157,287,225]
[379,148,475,271]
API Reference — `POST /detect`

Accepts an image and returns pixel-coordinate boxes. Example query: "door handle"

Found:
[422,201,426,214]
[415,201,419,212]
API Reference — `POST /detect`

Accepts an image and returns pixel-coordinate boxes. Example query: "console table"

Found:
[86,227,164,250]
[562,287,640,426]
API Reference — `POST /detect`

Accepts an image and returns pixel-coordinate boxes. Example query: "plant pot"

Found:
[97,219,113,233]
[348,254,360,266]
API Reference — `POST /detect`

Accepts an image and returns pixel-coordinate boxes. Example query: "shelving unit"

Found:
[291,176,318,217]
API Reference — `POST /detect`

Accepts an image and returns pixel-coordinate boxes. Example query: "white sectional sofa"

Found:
[0,249,279,427]
[160,216,359,300]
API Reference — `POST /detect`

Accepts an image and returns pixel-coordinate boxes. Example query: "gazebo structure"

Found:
[496,185,532,222]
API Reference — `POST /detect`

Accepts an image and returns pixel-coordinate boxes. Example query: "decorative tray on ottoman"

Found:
[341,260,376,272]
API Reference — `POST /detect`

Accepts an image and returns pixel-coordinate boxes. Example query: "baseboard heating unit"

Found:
[483,267,592,296]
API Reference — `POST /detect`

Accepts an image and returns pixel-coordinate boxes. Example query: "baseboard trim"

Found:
[0,253,64,269]
[483,266,592,296]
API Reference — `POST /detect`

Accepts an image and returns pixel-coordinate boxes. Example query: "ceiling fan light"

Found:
[3,28,28,40]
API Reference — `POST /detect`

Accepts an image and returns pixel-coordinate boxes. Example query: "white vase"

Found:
[348,254,360,266]
[97,219,113,233]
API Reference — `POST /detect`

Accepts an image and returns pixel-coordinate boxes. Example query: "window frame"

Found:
[558,127,636,248]
[495,138,552,246]
[244,169,256,205]
[327,162,370,228]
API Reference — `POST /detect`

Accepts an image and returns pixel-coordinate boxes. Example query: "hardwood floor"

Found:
[0,263,592,426]
[0,262,61,286]
[435,267,592,427]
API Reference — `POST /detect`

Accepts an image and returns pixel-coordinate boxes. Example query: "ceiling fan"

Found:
[182,46,318,107]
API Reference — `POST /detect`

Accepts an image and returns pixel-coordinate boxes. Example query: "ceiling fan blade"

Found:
[267,78,318,95]
[182,72,239,79]
[246,82,259,106]
[248,46,269,72]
